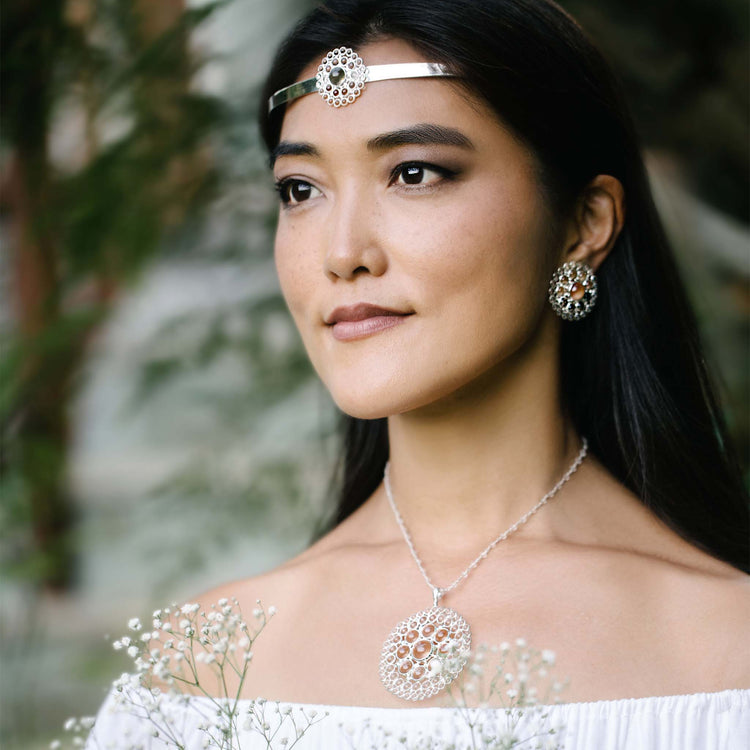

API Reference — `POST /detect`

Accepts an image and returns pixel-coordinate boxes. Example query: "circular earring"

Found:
[548,260,598,321]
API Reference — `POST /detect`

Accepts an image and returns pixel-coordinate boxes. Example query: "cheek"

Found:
[274,227,313,321]
[404,181,554,331]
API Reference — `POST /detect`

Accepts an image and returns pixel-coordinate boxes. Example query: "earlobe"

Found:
[563,175,626,272]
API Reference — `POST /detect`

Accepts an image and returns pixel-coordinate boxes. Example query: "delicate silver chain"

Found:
[384,437,588,606]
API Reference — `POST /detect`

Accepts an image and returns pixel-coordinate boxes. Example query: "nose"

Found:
[324,191,387,281]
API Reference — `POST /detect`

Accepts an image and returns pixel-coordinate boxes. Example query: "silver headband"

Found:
[268,47,455,114]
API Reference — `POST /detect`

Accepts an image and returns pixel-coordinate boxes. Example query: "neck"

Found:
[384,333,581,560]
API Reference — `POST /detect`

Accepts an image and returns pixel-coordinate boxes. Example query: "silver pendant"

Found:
[379,605,471,701]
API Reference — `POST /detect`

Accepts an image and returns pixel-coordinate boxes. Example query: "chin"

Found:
[326,374,469,421]
[329,388,402,421]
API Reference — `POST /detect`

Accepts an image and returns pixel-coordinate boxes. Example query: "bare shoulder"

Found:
[589,521,750,689]
[192,521,365,617]
[549,458,750,691]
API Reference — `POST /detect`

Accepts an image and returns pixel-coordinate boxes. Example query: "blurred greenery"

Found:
[0,0,747,747]
[1,0,230,590]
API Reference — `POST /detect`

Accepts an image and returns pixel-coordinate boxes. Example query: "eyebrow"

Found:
[269,123,475,168]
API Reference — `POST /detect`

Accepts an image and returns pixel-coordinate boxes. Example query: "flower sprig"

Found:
[440,639,568,749]
[53,598,325,750]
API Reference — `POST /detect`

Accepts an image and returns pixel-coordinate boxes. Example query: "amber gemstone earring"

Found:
[548,260,598,321]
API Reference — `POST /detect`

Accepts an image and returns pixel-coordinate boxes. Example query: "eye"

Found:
[391,162,457,188]
[274,178,322,206]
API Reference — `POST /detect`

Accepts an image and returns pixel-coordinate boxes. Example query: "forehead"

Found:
[277,38,522,158]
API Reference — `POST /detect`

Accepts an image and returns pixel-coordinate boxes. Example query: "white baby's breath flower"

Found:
[212,638,228,654]
[542,649,556,666]
[128,618,142,632]
[515,637,527,649]
[507,688,519,699]
[268,606,277,616]
[181,602,200,615]
[134,657,149,672]
[127,646,139,659]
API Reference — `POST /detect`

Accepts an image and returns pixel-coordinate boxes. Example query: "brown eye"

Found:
[275,179,321,206]
[392,162,456,188]
[401,165,425,184]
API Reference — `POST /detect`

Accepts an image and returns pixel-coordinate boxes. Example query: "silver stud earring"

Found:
[548,260,598,321]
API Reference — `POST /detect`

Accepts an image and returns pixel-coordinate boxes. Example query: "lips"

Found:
[325,303,413,341]
[325,303,409,325]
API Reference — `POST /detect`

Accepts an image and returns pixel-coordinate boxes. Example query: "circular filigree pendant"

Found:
[315,47,368,108]
[548,260,598,321]
[379,606,471,701]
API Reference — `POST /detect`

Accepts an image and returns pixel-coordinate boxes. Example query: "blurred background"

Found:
[0,0,747,747]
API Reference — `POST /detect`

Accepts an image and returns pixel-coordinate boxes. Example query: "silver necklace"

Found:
[378,438,588,701]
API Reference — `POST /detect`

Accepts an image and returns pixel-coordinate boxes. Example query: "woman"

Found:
[88,0,749,747]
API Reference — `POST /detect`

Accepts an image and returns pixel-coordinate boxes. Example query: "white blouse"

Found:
[87,686,749,749]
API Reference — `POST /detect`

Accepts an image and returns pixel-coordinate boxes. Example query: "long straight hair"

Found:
[259,0,749,572]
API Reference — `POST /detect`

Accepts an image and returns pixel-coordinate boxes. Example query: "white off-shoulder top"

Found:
[86,686,749,749]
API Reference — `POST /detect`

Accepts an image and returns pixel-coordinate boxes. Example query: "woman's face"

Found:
[272,39,562,419]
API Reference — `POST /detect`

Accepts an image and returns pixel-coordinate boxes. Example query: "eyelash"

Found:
[274,161,459,207]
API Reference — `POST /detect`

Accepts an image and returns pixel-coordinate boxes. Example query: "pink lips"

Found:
[325,303,412,341]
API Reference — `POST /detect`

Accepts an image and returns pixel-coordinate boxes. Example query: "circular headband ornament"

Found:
[548,260,598,321]
[268,47,455,113]
[316,48,367,108]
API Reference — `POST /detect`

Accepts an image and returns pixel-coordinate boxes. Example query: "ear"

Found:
[560,175,626,272]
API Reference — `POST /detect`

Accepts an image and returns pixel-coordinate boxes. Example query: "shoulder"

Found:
[194,517,377,616]
[576,537,750,688]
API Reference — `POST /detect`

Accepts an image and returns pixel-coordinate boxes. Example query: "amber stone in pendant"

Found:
[570,282,585,300]
[434,628,449,641]
[399,660,412,674]
[405,629,419,643]
[396,645,409,659]
[422,624,435,636]
[412,665,426,680]
[412,640,432,660]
